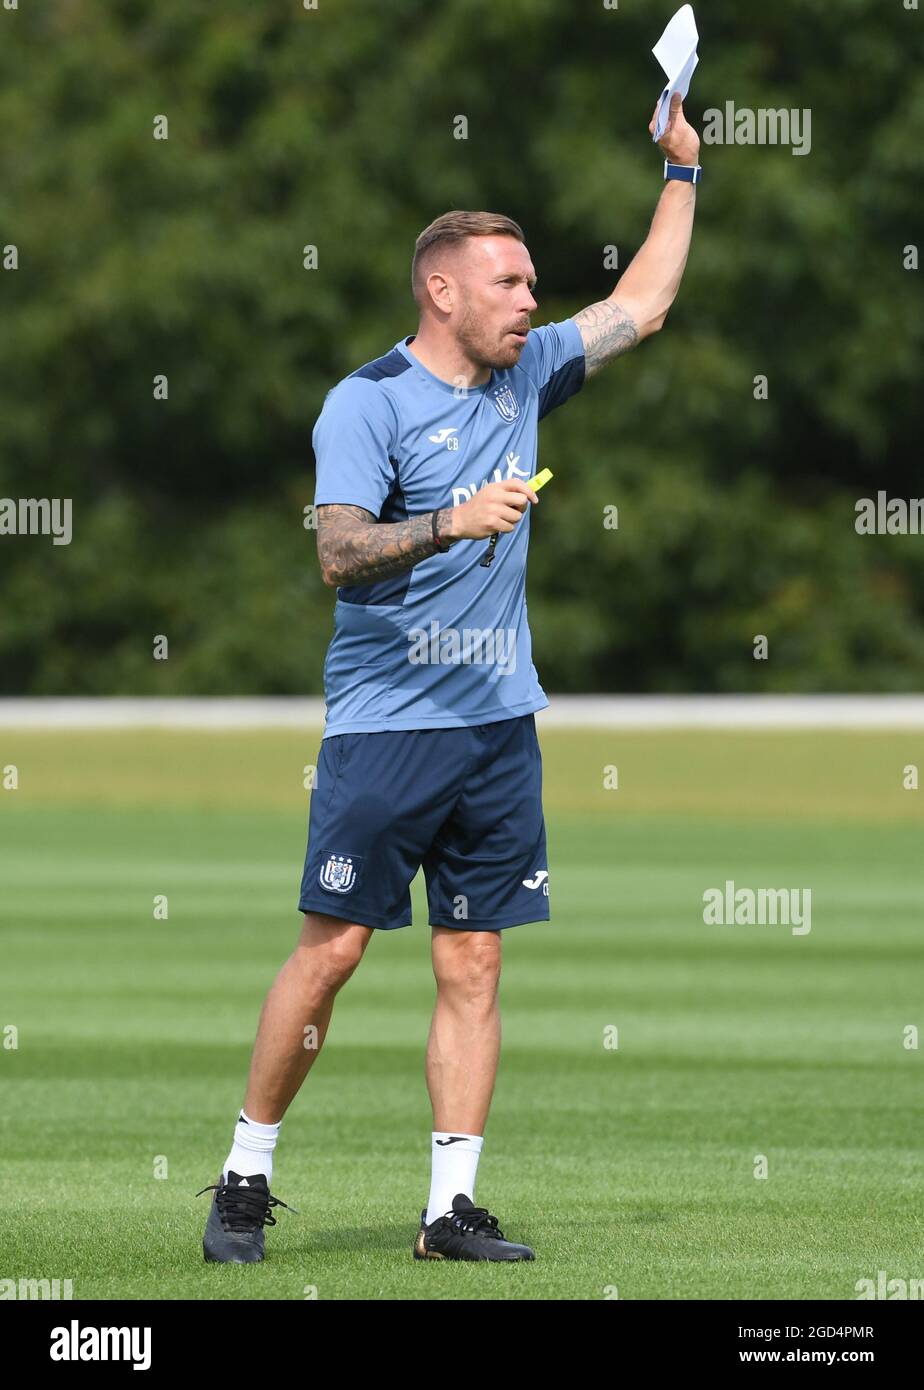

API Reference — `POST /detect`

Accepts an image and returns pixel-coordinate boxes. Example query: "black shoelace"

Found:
[449,1206,504,1240]
[195,1180,297,1233]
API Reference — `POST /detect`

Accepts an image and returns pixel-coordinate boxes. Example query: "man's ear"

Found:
[426,272,453,313]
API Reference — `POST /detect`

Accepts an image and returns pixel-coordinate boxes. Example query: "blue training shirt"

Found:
[312,319,585,736]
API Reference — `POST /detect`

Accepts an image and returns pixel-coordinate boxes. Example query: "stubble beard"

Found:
[455,301,524,372]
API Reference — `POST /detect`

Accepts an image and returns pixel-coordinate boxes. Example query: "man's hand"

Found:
[651,90,700,166]
[448,480,538,541]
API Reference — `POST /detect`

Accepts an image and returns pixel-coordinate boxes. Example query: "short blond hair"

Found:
[412,210,525,306]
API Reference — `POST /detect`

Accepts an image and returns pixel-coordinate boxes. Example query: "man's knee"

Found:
[433,930,502,1002]
[297,913,372,991]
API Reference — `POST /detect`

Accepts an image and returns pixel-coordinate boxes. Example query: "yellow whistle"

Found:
[528,468,554,491]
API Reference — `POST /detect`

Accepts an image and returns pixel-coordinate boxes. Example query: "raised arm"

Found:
[573,92,700,377]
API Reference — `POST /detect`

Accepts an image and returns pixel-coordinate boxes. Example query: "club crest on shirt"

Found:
[319,853,359,893]
[490,383,520,423]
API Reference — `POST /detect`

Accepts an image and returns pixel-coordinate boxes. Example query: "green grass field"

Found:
[2,726,922,1300]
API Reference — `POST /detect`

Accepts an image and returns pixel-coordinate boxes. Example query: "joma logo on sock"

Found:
[49,1320,152,1371]
[0,497,72,545]
[703,881,812,935]
[0,1277,73,1300]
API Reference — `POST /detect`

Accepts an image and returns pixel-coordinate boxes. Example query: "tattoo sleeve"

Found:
[316,503,455,587]
[572,299,640,378]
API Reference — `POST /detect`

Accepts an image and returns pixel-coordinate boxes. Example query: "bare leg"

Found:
[426,928,502,1134]
[241,912,373,1124]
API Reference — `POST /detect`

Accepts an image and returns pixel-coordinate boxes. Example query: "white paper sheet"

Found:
[652,4,699,142]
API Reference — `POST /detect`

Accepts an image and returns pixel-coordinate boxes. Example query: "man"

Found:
[198,95,700,1263]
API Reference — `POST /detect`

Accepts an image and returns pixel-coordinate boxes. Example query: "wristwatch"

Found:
[664,159,702,183]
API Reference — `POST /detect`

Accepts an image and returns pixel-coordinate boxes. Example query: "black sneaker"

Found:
[413,1193,534,1262]
[197,1170,296,1264]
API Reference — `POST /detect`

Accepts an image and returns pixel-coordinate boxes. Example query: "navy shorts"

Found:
[297,714,549,931]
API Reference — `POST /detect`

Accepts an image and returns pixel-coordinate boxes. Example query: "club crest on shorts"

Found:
[319,852,359,893]
[490,383,520,423]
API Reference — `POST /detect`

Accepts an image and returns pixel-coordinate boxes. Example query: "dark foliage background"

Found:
[1,0,922,693]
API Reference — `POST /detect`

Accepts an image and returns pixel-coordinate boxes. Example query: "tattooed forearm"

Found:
[316,503,454,587]
[572,299,640,378]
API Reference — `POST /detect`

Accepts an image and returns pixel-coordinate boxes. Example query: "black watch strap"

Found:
[432,509,451,553]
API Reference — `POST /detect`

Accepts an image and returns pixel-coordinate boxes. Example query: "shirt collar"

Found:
[394,335,493,396]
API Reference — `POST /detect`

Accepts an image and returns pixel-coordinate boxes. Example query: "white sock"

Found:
[222,1110,281,1185]
[425,1132,484,1226]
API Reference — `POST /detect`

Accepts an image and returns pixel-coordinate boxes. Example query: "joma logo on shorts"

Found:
[407,622,517,677]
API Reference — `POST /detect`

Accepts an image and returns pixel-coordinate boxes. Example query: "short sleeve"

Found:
[312,377,399,516]
[516,319,586,420]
